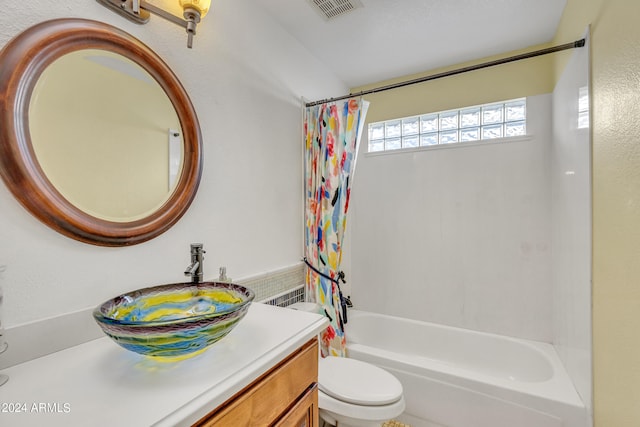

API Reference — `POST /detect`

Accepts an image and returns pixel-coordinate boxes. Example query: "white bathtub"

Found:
[345,310,587,427]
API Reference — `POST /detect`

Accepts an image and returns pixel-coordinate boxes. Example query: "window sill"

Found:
[365,134,535,157]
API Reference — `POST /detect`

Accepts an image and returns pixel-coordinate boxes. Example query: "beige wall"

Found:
[351,44,555,123]
[554,0,640,425]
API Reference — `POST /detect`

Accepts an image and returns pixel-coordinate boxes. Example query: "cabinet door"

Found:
[274,385,318,427]
[195,339,318,426]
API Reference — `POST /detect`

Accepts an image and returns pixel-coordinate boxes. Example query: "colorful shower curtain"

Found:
[303,98,368,357]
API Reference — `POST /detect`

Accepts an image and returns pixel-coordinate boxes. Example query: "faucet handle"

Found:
[190,243,204,253]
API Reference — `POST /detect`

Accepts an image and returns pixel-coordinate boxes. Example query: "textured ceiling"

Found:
[254,0,567,88]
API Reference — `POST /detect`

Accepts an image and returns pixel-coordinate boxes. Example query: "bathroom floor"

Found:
[382,421,411,427]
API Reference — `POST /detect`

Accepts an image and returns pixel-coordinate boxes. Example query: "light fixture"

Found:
[96,0,211,48]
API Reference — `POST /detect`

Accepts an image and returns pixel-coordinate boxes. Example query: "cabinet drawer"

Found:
[195,338,318,426]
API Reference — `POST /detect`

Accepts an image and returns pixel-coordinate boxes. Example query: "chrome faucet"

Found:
[184,243,205,283]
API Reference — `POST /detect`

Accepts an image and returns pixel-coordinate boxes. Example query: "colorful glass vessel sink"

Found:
[93,282,255,360]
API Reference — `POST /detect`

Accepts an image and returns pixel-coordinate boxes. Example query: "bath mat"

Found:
[381,421,411,427]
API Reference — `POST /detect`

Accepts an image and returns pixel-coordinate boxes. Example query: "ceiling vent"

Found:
[308,0,364,20]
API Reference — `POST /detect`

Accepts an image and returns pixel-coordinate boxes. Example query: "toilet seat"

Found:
[319,356,403,406]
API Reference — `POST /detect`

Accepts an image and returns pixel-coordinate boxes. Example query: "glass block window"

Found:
[368,98,527,153]
[578,86,589,129]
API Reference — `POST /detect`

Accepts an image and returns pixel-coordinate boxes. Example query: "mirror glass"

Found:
[29,49,184,222]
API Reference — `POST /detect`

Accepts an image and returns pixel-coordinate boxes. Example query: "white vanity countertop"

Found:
[0,303,327,427]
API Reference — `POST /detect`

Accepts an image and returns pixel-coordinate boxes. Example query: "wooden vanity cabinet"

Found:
[194,338,319,427]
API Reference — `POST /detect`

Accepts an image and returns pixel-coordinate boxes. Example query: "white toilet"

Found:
[289,302,405,427]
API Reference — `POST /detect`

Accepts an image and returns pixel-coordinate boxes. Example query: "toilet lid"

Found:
[318,357,403,406]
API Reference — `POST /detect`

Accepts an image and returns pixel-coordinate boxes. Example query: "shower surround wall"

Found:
[347,44,592,422]
[551,33,592,421]
[348,95,553,342]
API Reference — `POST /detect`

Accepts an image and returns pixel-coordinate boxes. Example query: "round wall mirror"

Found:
[0,19,202,246]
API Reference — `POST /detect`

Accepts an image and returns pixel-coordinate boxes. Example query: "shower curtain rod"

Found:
[305,38,586,107]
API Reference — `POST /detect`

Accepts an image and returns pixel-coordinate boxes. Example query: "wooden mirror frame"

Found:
[0,19,202,246]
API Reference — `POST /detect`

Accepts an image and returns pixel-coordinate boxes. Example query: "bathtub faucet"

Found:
[184,243,205,283]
